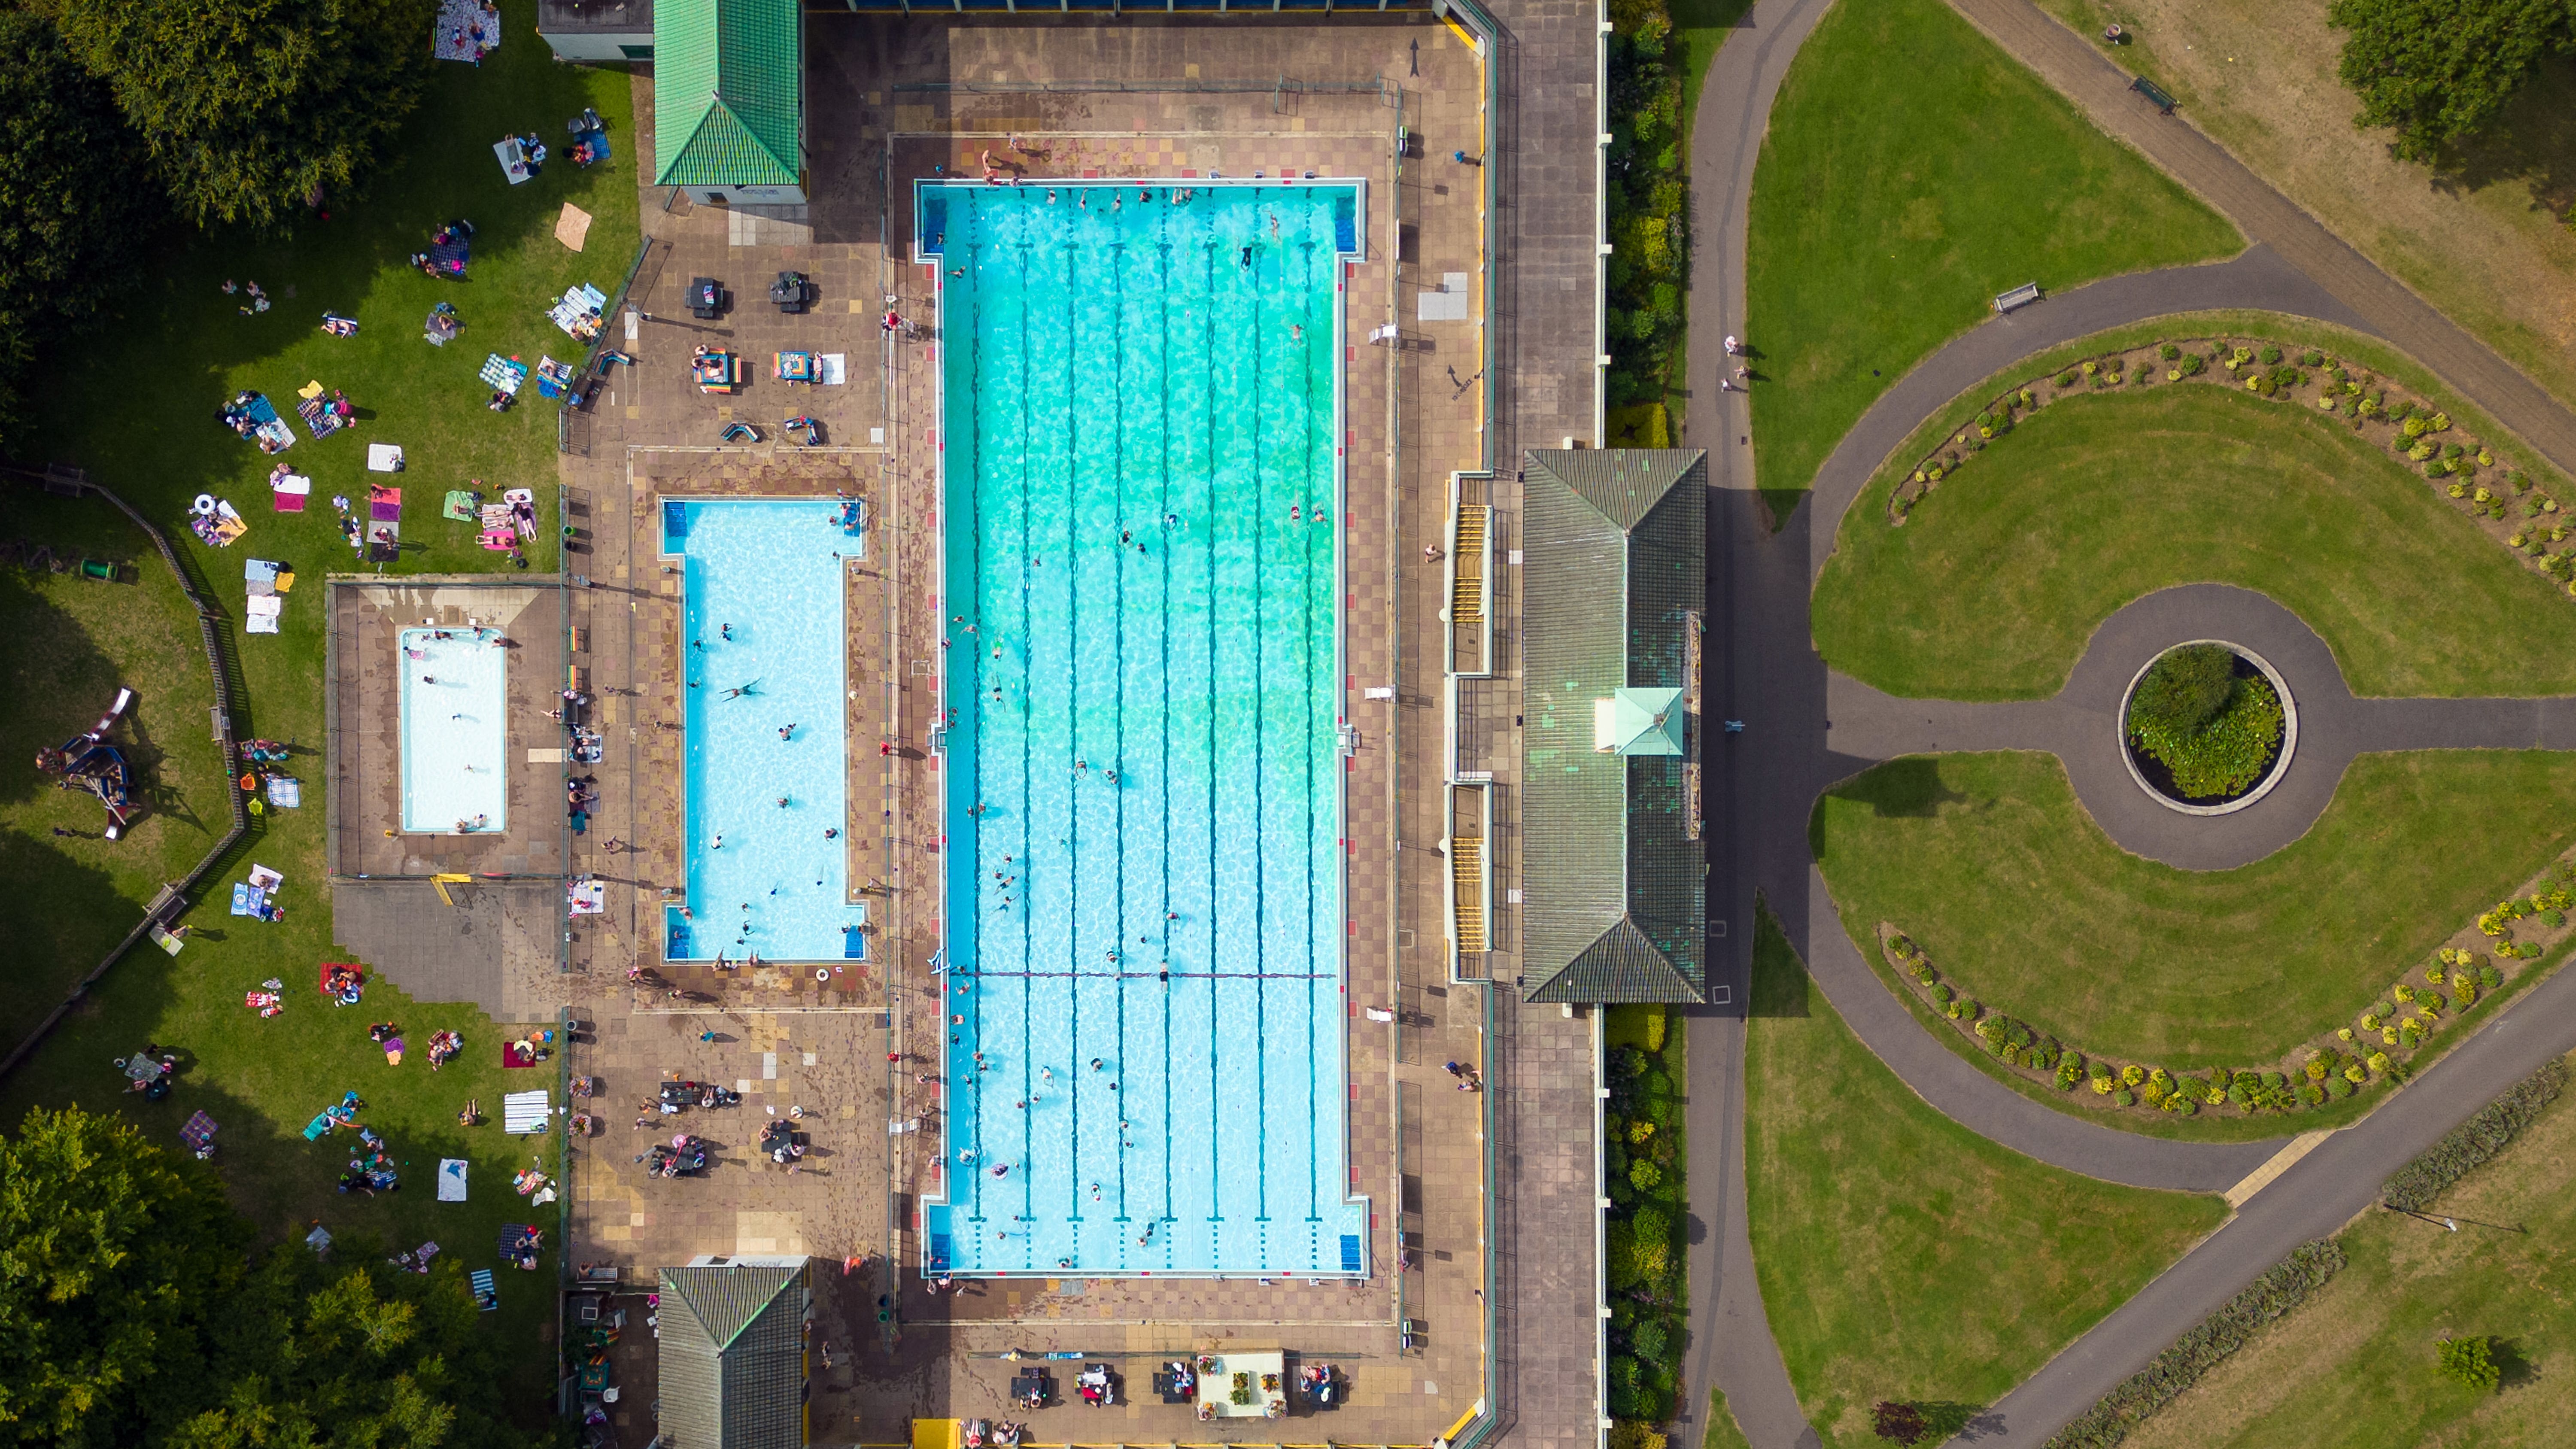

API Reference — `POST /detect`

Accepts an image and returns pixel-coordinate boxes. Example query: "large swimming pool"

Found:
[398,627,507,833]
[661,498,868,963]
[920,180,1371,1278]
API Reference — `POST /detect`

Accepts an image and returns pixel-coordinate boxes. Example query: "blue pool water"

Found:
[920,180,1371,1278]
[662,498,867,962]
[398,627,507,833]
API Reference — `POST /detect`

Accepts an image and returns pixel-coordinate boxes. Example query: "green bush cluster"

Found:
[2382,1059,2565,1212]
[1604,0,1687,408]
[2437,1335,2501,1393]
[2127,650,2284,800]
[2044,1241,2345,1449]
[1604,1005,1688,1422]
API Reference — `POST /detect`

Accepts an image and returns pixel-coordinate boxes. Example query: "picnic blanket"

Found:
[501,1090,549,1130]
[367,444,404,473]
[245,558,281,595]
[502,1038,544,1069]
[369,484,403,520]
[271,473,311,513]
[366,519,400,563]
[265,776,301,808]
[535,355,577,399]
[245,595,283,634]
[555,202,592,251]
[469,1268,498,1310]
[437,1158,469,1201]
[568,130,611,170]
[547,285,607,341]
[253,418,296,454]
[494,136,533,185]
[425,239,469,279]
[425,305,460,346]
[442,490,480,521]
[229,882,273,916]
[432,0,499,63]
[181,1111,219,1152]
[568,879,605,915]
[480,353,528,395]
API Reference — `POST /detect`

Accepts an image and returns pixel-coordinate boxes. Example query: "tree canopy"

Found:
[0,1108,537,1449]
[0,1107,247,1449]
[0,8,159,445]
[45,0,441,230]
[2327,0,2576,161]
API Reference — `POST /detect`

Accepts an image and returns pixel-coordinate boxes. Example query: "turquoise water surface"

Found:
[922,181,1370,1278]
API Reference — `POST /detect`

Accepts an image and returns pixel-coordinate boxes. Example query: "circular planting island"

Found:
[2120,641,2297,815]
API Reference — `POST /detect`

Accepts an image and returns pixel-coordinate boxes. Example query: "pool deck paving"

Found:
[530,21,1598,1448]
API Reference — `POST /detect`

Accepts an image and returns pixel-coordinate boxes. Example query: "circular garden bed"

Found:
[2118,641,2295,813]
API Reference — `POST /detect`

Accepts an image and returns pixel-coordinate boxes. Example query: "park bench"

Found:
[2131,76,2179,114]
[1993,282,2043,314]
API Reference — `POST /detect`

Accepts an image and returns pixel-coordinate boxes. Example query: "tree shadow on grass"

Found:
[0,829,163,1063]
[1806,756,1970,860]
[2431,58,2576,225]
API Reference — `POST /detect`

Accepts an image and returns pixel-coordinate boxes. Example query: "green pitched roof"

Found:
[653,0,802,188]
[1520,449,1708,1005]
[659,1260,809,1449]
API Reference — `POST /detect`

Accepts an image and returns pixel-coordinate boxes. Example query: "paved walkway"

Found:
[1675,1,2576,1446]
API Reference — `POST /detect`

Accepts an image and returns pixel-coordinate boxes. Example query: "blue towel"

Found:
[573,128,611,164]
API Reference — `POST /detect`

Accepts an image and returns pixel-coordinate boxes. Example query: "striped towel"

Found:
[469,1268,498,1311]
[501,1090,550,1133]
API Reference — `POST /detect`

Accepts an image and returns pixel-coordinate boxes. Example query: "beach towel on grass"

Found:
[437,1158,468,1201]
[501,1090,549,1130]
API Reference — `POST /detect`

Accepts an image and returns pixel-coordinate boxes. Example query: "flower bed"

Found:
[1878,854,2576,1119]
[1604,1004,1686,1428]
[1885,337,2573,598]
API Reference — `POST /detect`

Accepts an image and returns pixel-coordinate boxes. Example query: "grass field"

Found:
[0,4,638,1419]
[2123,1052,2576,1449]
[1809,385,2576,700]
[1740,0,2239,525]
[1746,910,2228,1448]
[2033,0,2576,417]
[1813,751,2576,1068]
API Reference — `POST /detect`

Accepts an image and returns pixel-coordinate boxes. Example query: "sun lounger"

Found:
[303,1113,332,1141]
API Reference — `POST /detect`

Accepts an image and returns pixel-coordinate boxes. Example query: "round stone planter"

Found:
[2118,641,2298,816]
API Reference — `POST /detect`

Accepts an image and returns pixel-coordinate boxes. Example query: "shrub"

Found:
[1609,1423,1668,1449]
[2043,1242,2344,1449]
[2138,1077,2167,1105]
[2297,1083,2326,1106]
[2302,349,2324,366]
[2120,1063,2145,1087]
[2383,1060,2565,1210]
[2346,1064,2368,1084]
[1887,932,1914,957]
[1873,1401,1936,1444]
[2056,369,2078,387]
[1911,962,1937,986]
[2437,1336,2500,1393]
[2226,1081,2251,1106]
[2055,1060,2082,1091]
[2479,965,2503,988]
[2128,648,2283,798]
[2305,1057,2329,1081]
[1630,1160,1662,1192]
[2260,346,2282,364]
[1929,982,1953,1005]
[1629,1319,1671,1364]
[2111,1089,2136,1109]
[2092,1074,2116,1097]
[2325,1075,2354,1100]
[2160,343,2180,360]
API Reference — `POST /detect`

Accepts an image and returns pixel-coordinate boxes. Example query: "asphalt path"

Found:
[1671,1,2576,1446]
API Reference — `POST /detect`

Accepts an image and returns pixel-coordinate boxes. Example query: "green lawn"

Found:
[1810,386,2576,700]
[1746,909,2228,1449]
[1813,751,2576,1067]
[2123,1053,2576,1449]
[1741,0,2240,524]
[0,5,638,1417]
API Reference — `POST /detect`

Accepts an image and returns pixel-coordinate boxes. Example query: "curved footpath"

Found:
[1673,1,2576,1446]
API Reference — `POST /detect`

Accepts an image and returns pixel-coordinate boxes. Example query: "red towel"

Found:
[501,1039,541,1069]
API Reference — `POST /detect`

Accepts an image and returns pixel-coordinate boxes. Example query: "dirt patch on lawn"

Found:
[2032,0,2576,408]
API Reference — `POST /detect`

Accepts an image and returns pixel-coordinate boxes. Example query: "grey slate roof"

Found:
[659,1260,809,1449]
[1520,449,1708,1004]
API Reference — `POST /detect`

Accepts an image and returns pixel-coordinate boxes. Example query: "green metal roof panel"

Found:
[659,1261,809,1449]
[1606,687,1685,756]
[1520,449,1708,1005]
[654,0,802,187]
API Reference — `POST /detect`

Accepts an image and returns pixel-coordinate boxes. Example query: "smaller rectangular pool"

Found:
[398,627,509,833]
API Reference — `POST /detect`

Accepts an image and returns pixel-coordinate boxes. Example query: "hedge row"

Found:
[2042,1240,2346,1449]
[1604,0,1688,407]
[2381,1058,2567,1212]
[1883,337,2574,599]
[1605,1004,1687,1427]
